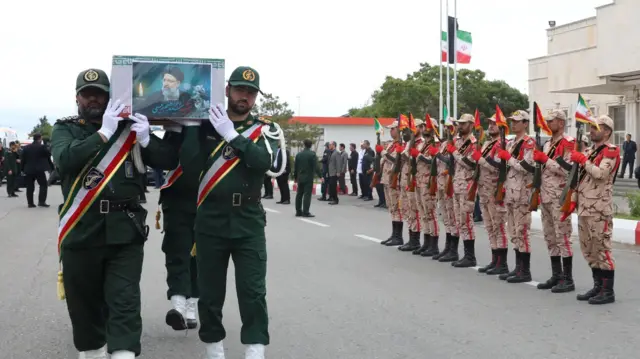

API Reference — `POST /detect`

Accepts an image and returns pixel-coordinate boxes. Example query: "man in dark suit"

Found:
[274,144,291,204]
[620,133,637,178]
[348,143,359,196]
[360,140,374,201]
[21,133,52,207]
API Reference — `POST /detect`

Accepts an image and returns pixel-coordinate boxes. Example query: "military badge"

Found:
[242,69,256,81]
[78,119,86,125]
[84,167,105,190]
[222,144,237,160]
[84,70,99,82]
[124,161,134,178]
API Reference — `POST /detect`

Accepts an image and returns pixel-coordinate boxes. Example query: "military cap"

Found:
[229,66,262,93]
[456,113,475,123]
[596,115,614,131]
[76,69,110,94]
[508,110,530,121]
[415,118,425,126]
[548,109,566,121]
[386,121,398,129]
[487,114,497,122]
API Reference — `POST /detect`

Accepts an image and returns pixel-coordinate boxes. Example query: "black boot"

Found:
[588,270,615,305]
[385,221,404,246]
[438,235,459,262]
[478,249,497,273]
[413,233,431,255]
[551,256,576,293]
[381,222,396,245]
[499,249,520,280]
[422,235,440,257]
[453,240,477,267]
[577,268,602,301]
[507,252,532,283]
[537,256,562,290]
[487,248,509,275]
[399,230,421,252]
[432,234,450,260]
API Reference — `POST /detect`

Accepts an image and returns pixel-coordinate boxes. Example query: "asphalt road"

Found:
[0,187,639,359]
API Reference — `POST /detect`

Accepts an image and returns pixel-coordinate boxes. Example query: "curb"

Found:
[271,179,350,196]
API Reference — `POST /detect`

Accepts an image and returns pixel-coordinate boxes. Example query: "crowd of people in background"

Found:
[0,135,52,207]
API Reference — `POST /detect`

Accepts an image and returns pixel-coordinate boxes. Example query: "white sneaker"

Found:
[186,297,199,329]
[205,341,225,359]
[245,344,265,359]
[110,350,135,359]
[166,295,187,330]
[78,345,107,359]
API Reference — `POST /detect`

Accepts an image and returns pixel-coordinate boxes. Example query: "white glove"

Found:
[98,99,125,140]
[129,113,151,148]
[208,104,238,142]
[163,125,182,133]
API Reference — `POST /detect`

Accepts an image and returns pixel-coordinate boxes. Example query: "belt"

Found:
[209,193,261,207]
[95,198,142,214]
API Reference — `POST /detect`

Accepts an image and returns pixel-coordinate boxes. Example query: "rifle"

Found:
[528,121,543,211]
[495,126,507,203]
[444,127,455,197]
[428,133,439,196]
[389,136,403,189]
[406,130,417,191]
[466,130,482,202]
[370,132,382,188]
[559,123,583,212]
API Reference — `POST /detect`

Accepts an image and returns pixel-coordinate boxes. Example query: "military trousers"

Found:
[578,215,615,270]
[295,181,313,214]
[540,202,573,257]
[479,192,508,249]
[415,182,438,236]
[453,192,476,241]
[400,187,420,232]
[161,209,199,300]
[62,244,144,356]
[506,202,532,253]
[196,232,269,345]
[437,189,457,235]
[384,184,402,221]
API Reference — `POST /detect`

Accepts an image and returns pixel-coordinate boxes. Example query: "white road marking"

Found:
[298,218,330,227]
[525,281,540,287]
[354,234,383,243]
[470,266,482,271]
[263,207,280,213]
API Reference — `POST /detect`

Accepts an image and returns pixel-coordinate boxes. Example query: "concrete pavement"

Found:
[1,188,639,359]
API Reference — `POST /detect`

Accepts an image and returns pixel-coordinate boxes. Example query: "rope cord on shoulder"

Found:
[262,122,287,178]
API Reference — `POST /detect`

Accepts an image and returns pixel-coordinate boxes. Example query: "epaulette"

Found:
[604,144,620,158]
[522,137,536,149]
[563,135,575,142]
[56,115,80,124]
[256,116,272,125]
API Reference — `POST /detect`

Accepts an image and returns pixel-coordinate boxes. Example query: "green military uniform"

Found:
[51,69,179,357]
[294,147,321,216]
[186,67,278,351]
[4,149,18,196]
[159,125,200,330]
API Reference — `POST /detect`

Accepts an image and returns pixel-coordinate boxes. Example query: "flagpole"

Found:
[439,0,443,133]
[453,0,458,121]
[445,0,450,124]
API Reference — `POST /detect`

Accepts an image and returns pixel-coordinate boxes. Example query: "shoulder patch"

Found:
[257,116,272,124]
[563,135,575,142]
[603,145,620,159]
[56,115,80,124]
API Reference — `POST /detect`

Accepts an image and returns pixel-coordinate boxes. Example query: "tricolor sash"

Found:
[57,126,137,254]
[161,165,183,190]
[197,123,264,207]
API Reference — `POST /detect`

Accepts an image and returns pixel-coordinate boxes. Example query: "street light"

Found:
[548,20,556,27]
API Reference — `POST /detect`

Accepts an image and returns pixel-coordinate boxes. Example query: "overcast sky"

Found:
[0,0,610,139]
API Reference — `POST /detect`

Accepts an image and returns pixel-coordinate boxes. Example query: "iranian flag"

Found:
[575,94,599,131]
[441,30,472,64]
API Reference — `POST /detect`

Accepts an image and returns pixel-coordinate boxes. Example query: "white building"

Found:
[528,0,640,147]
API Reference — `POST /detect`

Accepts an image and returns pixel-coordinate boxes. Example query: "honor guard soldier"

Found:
[51,69,179,359]
[158,119,202,331]
[294,138,323,217]
[472,116,509,274]
[398,117,423,252]
[411,117,441,256]
[532,110,576,293]
[443,114,477,267]
[496,110,536,283]
[378,120,404,246]
[185,66,285,359]
[570,115,620,305]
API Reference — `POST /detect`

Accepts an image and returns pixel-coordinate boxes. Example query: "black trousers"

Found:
[359,173,372,198]
[276,173,290,202]
[620,158,634,178]
[263,175,273,197]
[26,171,47,205]
[329,176,339,202]
[376,183,385,205]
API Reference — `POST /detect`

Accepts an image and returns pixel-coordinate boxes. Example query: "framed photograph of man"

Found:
[111,55,225,123]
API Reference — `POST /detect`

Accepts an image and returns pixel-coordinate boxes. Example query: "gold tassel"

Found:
[155,207,162,230]
[57,270,66,300]
[190,243,197,257]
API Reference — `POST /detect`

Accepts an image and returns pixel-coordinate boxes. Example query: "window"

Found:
[608,105,626,146]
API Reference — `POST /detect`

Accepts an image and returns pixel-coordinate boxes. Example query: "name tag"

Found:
[124,161,135,178]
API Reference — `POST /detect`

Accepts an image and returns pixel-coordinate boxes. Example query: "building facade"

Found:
[528,0,640,147]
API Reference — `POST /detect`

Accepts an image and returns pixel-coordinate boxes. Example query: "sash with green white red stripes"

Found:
[161,165,183,190]
[57,125,137,254]
[197,123,264,208]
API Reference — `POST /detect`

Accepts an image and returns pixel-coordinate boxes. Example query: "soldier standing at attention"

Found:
[532,110,576,292]
[378,120,404,246]
[496,110,536,283]
[571,115,619,305]
[158,120,202,331]
[188,66,284,359]
[52,69,178,359]
[473,116,509,274]
[398,118,423,252]
[443,114,477,267]
[294,138,322,217]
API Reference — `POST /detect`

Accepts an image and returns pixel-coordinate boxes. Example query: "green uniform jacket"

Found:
[158,128,200,213]
[294,148,321,183]
[51,117,179,249]
[3,151,17,175]
[187,115,278,239]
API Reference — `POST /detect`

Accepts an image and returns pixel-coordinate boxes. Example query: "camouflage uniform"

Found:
[433,127,458,261]
[379,121,404,246]
[397,129,423,252]
[499,110,535,283]
[413,123,440,257]
[476,127,509,275]
[574,115,619,305]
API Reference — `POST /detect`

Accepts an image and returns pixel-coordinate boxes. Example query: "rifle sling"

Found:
[436,153,451,165]
[462,157,477,169]
[418,156,431,165]
[578,145,607,183]
[384,153,395,162]
[519,160,536,174]
[556,157,572,171]
[486,157,500,168]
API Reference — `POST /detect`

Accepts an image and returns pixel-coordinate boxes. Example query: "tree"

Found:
[252,93,323,152]
[348,63,529,128]
[31,116,53,140]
